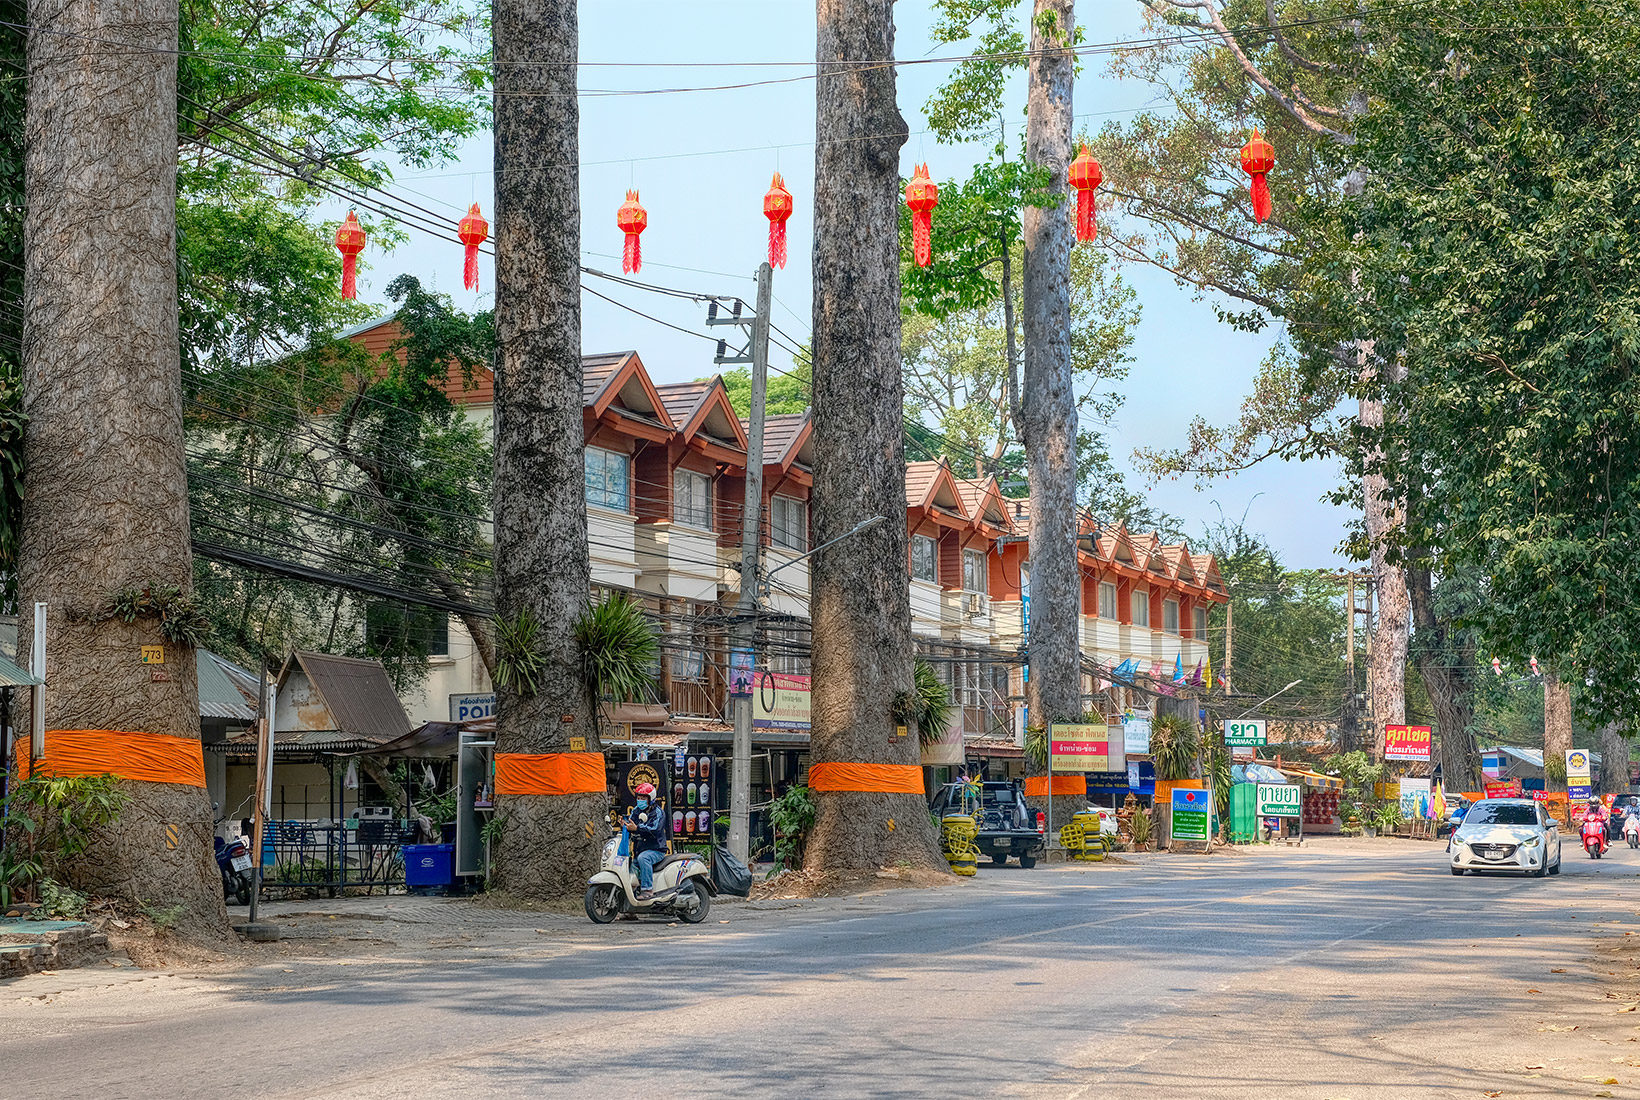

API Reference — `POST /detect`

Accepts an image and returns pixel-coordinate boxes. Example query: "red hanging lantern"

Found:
[457,203,488,291]
[1068,143,1103,242]
[763,172,792,269]
[1240,128,1275,224]
[334,210,366,300]
[904,163,938,268]
[616,190,647,273]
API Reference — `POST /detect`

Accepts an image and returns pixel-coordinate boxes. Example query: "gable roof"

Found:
[581,351,675,428]
[657,377,749,452]
[275,651,411,744]
[755,411,813,469]
[954,474,1014,531]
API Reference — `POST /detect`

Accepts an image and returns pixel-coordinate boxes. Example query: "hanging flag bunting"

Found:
[763,173,793,269]
[616,190,648,274]
[904,164,938,267]
[334,211,366,300]
[457,204,489,291]
[1068,143,1103,242]
[1491,656,1502,676]
[1529,656,1540,676]
[1240,128,1275,224]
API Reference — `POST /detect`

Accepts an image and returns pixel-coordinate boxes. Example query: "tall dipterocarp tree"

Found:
[1112,0,1418,761]
[17,0,225,930]
[488,0,603,895]
[1018,0,1086,825]
[805,0,943,872]
[1320,0,1640,732]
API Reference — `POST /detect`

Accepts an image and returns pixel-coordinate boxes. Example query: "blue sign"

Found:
[1171,788,1210,841]
[1569,784,1592,801]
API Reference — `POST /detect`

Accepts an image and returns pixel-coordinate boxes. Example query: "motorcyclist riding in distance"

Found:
[625,783,668,901]
[1586,798,1610,839]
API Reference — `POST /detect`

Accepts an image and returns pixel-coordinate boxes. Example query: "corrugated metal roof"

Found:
[0,653,41,687]
[197,651,256,721]
[284,651,411,743]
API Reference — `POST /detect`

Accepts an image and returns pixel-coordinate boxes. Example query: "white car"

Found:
[1450,797,1561,877]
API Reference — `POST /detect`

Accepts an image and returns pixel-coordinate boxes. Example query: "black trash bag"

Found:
[712,845,753,898]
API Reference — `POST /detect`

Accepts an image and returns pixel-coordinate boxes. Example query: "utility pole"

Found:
[1342,571,1358,753]
[1222,598,1233,698]
[1364,580,1377,760]
[712,263,771,865]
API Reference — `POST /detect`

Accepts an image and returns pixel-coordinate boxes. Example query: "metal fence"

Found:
[260,819,413,895]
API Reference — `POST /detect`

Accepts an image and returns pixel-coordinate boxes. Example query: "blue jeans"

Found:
[636,849,665,891]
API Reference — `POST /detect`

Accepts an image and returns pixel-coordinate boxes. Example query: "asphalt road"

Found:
[5,840,1640,1098]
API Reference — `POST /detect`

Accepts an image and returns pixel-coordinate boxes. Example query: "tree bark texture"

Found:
[1020,0,1082,826]
[806,0,943,873]
[1358,372,1408,759]
[1407,566,1478,792]
[18,0,224,935]
[1596,722,1631,796]
[1542,673,1573,792]
[490,0,604,896]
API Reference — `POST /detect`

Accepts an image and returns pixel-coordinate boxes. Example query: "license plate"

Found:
[994,838,1011,849]
[231,855,252,872]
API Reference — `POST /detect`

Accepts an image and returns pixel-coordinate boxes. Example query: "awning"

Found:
[0,654,41,688]
[1279,766,1343,790]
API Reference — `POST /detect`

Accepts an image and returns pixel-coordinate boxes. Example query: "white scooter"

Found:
[584,828,715,924]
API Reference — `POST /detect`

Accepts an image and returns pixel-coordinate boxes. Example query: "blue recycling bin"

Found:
[403,843,454,893]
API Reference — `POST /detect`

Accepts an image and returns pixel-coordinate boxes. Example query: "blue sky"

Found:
[337,0,1351,567]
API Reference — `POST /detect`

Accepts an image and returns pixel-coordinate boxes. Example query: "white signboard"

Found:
[1398,777,1431,814]
[449,692,496,723]
[1122,714,1152,756]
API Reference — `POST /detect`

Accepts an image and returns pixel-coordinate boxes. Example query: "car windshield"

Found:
[1465,804,1537,827]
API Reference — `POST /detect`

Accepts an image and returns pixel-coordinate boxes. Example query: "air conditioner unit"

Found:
[963,593,989,618]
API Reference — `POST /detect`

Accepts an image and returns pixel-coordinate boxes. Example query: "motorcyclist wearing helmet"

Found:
[624,782,668,900]
[1586,797,1610,839]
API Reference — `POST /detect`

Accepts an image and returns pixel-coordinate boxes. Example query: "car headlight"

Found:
[1521,836,1541,847]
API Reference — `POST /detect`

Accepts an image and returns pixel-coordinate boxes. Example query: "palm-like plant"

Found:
[1151,714,1199,781]
[900,659,955,747]
[574,592,660,709]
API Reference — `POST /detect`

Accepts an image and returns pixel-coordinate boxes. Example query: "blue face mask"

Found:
[635,798,649,810]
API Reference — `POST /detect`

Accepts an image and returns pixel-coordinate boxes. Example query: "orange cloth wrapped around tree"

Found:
[16,729,206,786]
[493,752,607,796]
[807,762,924,794]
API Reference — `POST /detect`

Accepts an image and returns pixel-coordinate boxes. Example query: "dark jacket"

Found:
[629,802,667,854]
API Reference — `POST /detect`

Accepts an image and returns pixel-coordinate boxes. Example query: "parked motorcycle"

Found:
[1581,816,1608,859]
[214,834,254,905]
[584,829,714,924]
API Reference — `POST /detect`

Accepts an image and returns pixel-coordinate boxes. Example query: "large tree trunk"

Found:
[490,0,603,895]
[806,0,942,873]
[16,0,224,935]
[1358,357,1408,760]
[1596,722,1631,796]
[1407,565,1478,792]
[1542,673,1573,792]
[1020,0,1083,828]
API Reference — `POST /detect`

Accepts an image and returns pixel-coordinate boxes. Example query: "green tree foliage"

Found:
[718,359,812,417]
[1312,0,1640,725]
[0,0,490,622]
[1201,516,1351,725]
[188,276,494,687]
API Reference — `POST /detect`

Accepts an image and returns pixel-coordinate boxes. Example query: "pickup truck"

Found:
[929,781,1047,868]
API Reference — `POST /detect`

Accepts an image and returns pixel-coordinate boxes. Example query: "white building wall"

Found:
[589,506,640,590]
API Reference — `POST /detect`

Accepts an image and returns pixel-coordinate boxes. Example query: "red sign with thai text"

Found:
[1383,724,1433,761]
[1483,779,1522,798]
